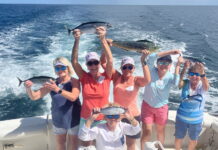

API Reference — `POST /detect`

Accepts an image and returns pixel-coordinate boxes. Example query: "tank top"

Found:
[50,78,81,129]
[80,72,111,120]
[114,76,140,117]
[177,80,204,124]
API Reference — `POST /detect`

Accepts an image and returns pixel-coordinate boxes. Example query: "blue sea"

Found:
[0,4,218,121]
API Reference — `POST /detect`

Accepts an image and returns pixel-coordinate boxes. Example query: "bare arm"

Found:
[43,79,80,102]
[71,29,85,79]
[196,63,209,91]
[25,80,50,100]
[135,50,151,87]
[96,27,113,78]
[157,49,181,57]
[178,60,190,89]
[57,78,80,102]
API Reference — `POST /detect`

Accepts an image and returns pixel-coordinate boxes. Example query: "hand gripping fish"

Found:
[17,76,56,86]
[65,21,112,35]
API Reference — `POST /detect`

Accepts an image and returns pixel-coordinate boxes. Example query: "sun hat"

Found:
[121,56,135,66]
[85,52,100,63]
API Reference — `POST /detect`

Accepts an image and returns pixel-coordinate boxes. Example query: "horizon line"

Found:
[0,3,218,6]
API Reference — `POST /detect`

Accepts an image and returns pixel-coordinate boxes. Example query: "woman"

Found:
[78,104,141,150]
[25,57,81,150]
[175,61,209,150]
[101,49,151,150]
[72,26,113,148]
[140,50,183,150]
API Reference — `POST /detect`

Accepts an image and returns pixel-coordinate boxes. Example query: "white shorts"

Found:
[53,125,79,135]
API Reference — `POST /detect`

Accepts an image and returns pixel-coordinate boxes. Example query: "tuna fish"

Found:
[110,39,159,53]
[66,21,112,35]
[17,76,56,86]
[100,106,126,115]
[183,56,204,64]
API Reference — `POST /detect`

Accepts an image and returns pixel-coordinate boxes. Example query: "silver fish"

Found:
[183,56,204,64]
[112,39,159,53]
[17,76,56,86]
[100,106,126,115]
[66,21,112,34]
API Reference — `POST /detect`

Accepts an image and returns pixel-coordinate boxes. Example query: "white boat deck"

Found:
[0,110,218,150]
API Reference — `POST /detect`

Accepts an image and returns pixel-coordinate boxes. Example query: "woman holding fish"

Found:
[101,48,151,150]
[72,26,113,148]
[140,50,183,149]
[24,57,81,150]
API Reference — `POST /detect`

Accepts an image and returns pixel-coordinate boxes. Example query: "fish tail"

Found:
[64,25,72,35]
[17,77,23,87]
[67,29,71,35]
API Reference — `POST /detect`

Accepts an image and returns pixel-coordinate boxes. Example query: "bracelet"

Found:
[58,89,63,94]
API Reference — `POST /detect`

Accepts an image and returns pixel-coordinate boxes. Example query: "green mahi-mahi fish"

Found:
[107,39,159,53]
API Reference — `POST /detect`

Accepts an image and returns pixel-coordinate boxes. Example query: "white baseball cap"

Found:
[54,61,67,66]
[85,52,100,63]
[121,56,135,66]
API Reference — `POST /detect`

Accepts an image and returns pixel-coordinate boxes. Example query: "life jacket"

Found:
[177,80,204,124]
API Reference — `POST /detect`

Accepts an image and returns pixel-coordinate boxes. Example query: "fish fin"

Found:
[17,77,23,87]
[137,39,153,43]
[64,25,72,35]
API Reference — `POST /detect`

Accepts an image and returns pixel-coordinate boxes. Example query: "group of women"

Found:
[24,26,209,150]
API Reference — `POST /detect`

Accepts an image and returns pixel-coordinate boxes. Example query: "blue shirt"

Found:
[50,79,81,129]
[143,53,180,108]
[176,79,206,124]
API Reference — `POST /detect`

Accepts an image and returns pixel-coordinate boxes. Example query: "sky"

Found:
[0,0,218,5]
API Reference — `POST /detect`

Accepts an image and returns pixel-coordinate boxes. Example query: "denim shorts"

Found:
[175,118,202,140]
[53,125,79,135]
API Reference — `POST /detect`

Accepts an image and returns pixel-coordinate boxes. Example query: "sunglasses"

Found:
[157,61,171,66]
[87,60,100,66]
[105,115,120,119]
[122,65,133,70]
[189,72,200,77]
[55,66,67,72]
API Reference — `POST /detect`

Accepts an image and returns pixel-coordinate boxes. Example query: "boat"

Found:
[0,110,218,150]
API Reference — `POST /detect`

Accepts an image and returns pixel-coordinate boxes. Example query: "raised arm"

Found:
[157,49,181,58]
[96,27,113,78]
[196,62,209,91]
[71,29,85,79]
[135,50,151,87]
[25,80,50,100]
[100,40,120,82]
[179,60,190,89]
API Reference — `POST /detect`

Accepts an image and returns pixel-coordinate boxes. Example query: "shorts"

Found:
[53,124,79,135]
[175,118,202,140]
[141,101,168,125]
[122,116,141,139]
[79,118,106,130]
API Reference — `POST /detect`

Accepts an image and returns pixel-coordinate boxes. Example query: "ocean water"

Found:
[0,4,218,121]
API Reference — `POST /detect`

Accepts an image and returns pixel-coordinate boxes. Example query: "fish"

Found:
[17,76,56,87]
[100,106,126,115]
[65,21,112,35]
[183,56,204,64]
[111,39,159,53]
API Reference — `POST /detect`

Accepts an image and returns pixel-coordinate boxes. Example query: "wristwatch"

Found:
[200,74,206,78]
[144,60,147,65]
[58,89,63,94]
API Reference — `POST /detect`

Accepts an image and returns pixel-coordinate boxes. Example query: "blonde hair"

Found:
[188,64,201,74]
[53,57,74,75]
